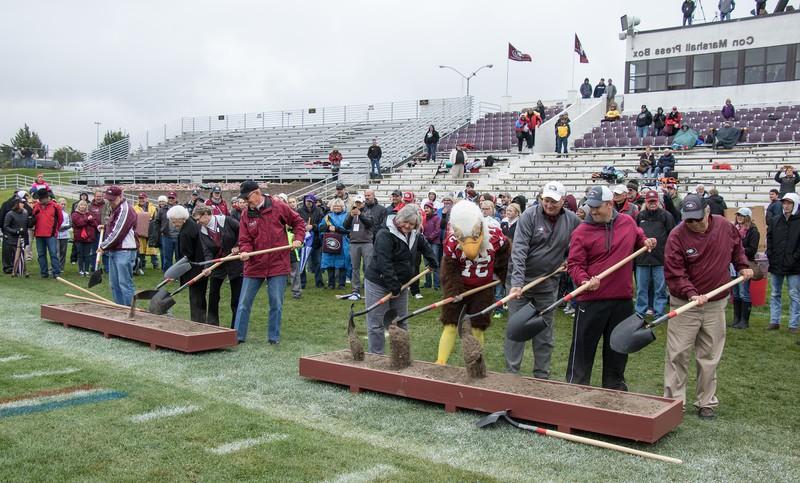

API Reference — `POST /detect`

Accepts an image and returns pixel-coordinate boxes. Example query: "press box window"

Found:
[667,56,687,89]
[692,54,714,88]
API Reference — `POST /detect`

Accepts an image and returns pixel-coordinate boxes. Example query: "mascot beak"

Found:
[460,235,483,260]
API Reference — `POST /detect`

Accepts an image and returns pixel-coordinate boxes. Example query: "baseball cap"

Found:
[353,194,365,203]
[736,207,752,217]
[336,182,345,190]
[157,195,168,203]
[191,189,199,196]
[423,201,435,209]
[16,190,26,199]
[391,189,402,197]
[611,184,628,195]
[681,194,706,219]
[138,192,147,198]
[644,190,659,202]
[541,181,566,202]
[167,191,177,198]
[239,180,259,198]
[212,186,221,193]
[104,186,122,200]
[585,186,613,208]
[402,191,414,203]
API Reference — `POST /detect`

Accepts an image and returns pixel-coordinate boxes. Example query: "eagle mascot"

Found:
[437,200,511,365]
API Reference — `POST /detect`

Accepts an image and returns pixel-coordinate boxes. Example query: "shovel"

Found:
[476,410,682,464]
[457,264,566,328]
[610,276,745,354]
[87,226,105,288]
[507,246,649,342]
[133,257,191,301]
[148,261,225,315]
[345,268,431,361]
[383,280,500,329]
[187,244,292,266]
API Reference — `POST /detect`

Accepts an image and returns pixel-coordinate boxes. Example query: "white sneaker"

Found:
[347,293,360,301]
[414,293,423,299]
[563,306,575,315]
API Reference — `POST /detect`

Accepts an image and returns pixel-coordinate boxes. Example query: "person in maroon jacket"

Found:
[233,181,305,344]
[97,186,138,305]
[70,200,99,276]
[566,185,656,390]
[205,186,229,216]
[663,194,753,420]
[31,188,63,278]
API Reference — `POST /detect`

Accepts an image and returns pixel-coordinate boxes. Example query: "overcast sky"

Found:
[1,1,740,153]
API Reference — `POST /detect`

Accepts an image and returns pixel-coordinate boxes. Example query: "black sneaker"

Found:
[698,407,716,420]
[268,340,279,345]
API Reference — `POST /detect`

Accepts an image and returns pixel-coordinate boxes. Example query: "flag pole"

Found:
[505,57,510,97]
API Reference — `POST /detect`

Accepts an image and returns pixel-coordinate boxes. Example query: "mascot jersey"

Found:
[443,225,506,287]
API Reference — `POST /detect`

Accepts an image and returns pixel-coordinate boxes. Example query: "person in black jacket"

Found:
[731,207,760,329]
[195,204,242,327]
[175,206,206,323]
[774,166,800,196]
[593,79,606,98]
[2,196,31,274]
[363,204,438,354]
[653,107,666,137]
[766,193,800,332]
[766,189,782,226]
[682,0,696,25]
[297,193,325,289]
[635,190,675,318]
[706,188,727,215]
[367,139,382,179]
[635,105,653,138]
[156,192,181,271]
[423,125,440,162]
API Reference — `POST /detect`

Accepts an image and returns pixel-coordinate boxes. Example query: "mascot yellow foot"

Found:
[471,327,485,346]
[436,324,457,364]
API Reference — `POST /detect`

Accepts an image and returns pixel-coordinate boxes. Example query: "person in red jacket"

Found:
[663,194,753,420]
[566,185,656,390]
[328,148,342,181]
[98,185,138,305]
[70,200,99,275]
[526,109,542,149]
[233,180,305,344]
[31,188,63,278]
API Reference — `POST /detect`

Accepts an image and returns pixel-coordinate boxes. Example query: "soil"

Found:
[49,303,230,334]
[461,334,486,378]
[388,325,410,369]
[313,351,669,416]
[348,331,364,361]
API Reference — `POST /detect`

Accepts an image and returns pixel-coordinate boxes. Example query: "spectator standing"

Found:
[88,189,110,272]
[297,193,325,289]
[319,198,351,290]
[554,114,571,156]
[344,194,374,300]
[362,190,387,230]
[185,189,204,213]
[663,183,683,222]
[665,107,683,136]
[605,79,617,110]
[527,109,542,148]
[635,190,675,318]
[421,202,441,290]
[579,78,593,99]
[706,188,728,215]
[29,173,50,195]
[774,166,800,196]
[133,193,159,275]
[635,105,653,138]
[719,0,735,21]
[695,184,709,198]
[663,194,752,419]
[69,192,90,265]
[176,206,206,323]
[682,0,696,25]
[233,181,305,344]
[230,197,243,221]
[156,192,180,271]
[612,185,639,219]
[535,101,547,122]
[427,191,443,210]
[424,125,440,162]
[514,113,530,153]
[31,189,62,279]
[721,99,736,120]
[98,186,138,306]
[766,193,800,332]
[367,139,382,179]
[449,146,467,178]
[2,196,30,274]
[766,188,782,225]
[627,182,644,210]
[566,186,655,390]
[593,78,607,98]
[328,147,342,181]
[653,107,667,137]
[56,198,70,270]
[70,200,98,276]
[731,207,760,329]
[205,186,229,216]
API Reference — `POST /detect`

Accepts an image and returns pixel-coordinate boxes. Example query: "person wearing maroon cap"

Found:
[634,190,675,319]
[133,192,159,274]
[233,181,305,344]
[97,186,138,305]
[566,185,656,390]
[155,192,180,271]
[663,194,753,420]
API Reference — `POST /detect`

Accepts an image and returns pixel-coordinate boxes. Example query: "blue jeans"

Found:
[234,275,288,343]
[108,250,136,305]
[160,236,178,272]
[770,273,800,329]
[636,126,650,138]
[370,157,381,175]
[720,12,730,21]
[635,265,667,316]
[732,279,751,303]
[423,243,441,289]
[426,143,438,161]
[555,137,568,154]
[36,237,60,277]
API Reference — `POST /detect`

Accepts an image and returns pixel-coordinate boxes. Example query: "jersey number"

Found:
[461,258,489,278]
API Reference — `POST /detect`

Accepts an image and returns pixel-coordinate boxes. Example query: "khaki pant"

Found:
[451,163,464,179]
[663,296,727,410]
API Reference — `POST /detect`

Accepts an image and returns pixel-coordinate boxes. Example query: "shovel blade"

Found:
[87,269,103,288]
[134,290,160,300]
[382,309,398,329]
[475,410,508,428]
[610,314,656,354]
[506,302,547,342]
[148,288,175,315]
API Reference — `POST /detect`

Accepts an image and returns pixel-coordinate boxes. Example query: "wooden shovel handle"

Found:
[211,244,292,264]
[453,280,501,303]
[172,261,226,295]
[566,246,650,301]
[56,277,113,304]
[669,276,745,319]
[375,267,432,305]
[499,264,567,307]
[94,227,105,265]
[65,293,148,313]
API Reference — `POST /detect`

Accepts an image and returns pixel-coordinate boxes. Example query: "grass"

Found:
[0,247,798,481]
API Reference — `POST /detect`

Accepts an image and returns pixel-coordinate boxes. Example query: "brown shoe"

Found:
[698,407,716,420]
[766,324,780,331]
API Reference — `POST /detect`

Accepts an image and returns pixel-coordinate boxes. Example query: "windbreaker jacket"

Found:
[238,196,306,278]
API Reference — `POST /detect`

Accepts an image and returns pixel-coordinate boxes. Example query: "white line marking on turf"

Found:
[0,354,31,363]
[207,433,288,455]
[129,405,200,423]
[10,368,80,379]
[326,464,399,483]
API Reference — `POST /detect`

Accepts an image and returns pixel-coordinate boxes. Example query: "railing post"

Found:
[301,110,304,126]
[322,107,325,124]
[344,106,347,123]
[391,102,394,120]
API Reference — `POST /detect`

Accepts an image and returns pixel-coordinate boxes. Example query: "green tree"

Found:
[101,130,127,147]
[1,124,45,161]
[52,146,85,165]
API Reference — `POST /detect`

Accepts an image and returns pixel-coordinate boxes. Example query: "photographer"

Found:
[344,195,374,300]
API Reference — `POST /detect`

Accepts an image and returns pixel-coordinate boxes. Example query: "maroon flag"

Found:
[508,43,532,62]
[574,34,589,63]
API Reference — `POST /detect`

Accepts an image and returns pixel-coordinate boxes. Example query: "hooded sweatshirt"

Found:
[568,210,647,301]
[766,193,800,275]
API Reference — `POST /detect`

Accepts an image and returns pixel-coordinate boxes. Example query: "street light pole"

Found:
[439,64,493,96]
[93,121,101,147]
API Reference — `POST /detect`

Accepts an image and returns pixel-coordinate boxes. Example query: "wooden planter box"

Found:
[299,351,682,443]
[41,303,237,353]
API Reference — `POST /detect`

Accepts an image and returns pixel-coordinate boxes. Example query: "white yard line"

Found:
[326,464,398,483]
[0,354,31,363]
[10,368,80,379]
[207,433,288,455]
[129,405,200,423]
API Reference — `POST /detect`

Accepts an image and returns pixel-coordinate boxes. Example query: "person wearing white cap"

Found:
[505,181,581,378]
[611,184,638,219]
[343,194,374,300]
[766,192,800,333]
[730,207,760,329]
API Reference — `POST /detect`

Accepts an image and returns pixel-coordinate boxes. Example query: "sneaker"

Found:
[414,293,424,300]
[268,340,279,345]
[646,308,654,315]
[698,407,716,420]
[563,306,575,315]
[347,293,360,301]
[292,293,302,299]
[493,312,502,319]
[766,324,780,331]
[137,269,145,276]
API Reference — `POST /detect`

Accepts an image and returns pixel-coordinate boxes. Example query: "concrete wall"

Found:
[535,97,607,153]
